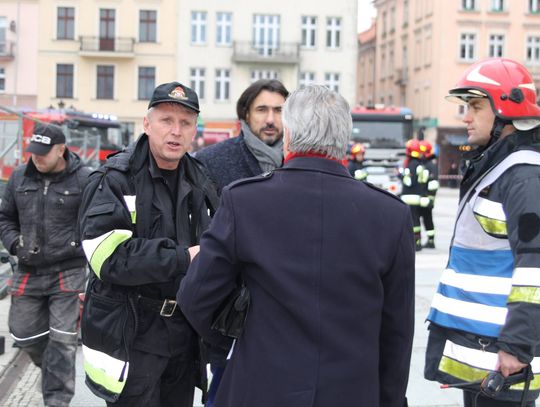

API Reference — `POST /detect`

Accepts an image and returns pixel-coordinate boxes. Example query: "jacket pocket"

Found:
[58,267,86,293]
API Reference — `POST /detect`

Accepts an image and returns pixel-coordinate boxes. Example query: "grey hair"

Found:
[282,85,352,160]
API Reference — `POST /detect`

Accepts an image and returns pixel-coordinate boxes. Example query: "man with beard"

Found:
[194,79,288,406]
[196,79,289,193]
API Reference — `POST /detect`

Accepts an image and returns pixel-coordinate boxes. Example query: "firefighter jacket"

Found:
[400,157,431,207]
[0,150,90,273]
[78,134,219,402]
[422,157,439,208]
[425,129,540,402]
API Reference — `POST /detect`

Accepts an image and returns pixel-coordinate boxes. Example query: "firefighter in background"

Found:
[348,142,368,181]
[418,140,439,248]
[400,139,429,251]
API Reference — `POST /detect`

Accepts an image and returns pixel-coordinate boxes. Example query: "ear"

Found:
[143,114,150,134]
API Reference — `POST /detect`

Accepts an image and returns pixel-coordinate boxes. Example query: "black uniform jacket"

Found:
[179,156,416,407]
[79,134,219,357]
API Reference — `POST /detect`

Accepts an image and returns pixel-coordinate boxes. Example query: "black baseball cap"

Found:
[148,82,200,113]
[26,123,66,156]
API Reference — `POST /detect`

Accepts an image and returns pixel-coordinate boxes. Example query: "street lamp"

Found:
[58,100,65,109]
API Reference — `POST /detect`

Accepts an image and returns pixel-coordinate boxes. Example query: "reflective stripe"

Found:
[439,340,540,390]
[426,230,435,237]
[418,167,429,183]
[401,194,420,205]
[413,226,421,233]
[508,286,540,304]
[123,195,137,224]
[474,214,507,236]
[513,267,540,286]
[82,230,133,278]
[420,197,431,207]
[430,293,507,325]
[83,345,128,396]
[439,268,512,296]
[11,330,49,342]
[50,327,78,336]
[473,197,506,221]
[354,169,367,181]
[427,180,439,191]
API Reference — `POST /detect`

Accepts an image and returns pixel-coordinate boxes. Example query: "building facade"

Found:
[0,0,39,110]
[363,0,540,178]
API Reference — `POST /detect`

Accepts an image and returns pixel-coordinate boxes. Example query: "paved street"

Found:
[0,187,463,406]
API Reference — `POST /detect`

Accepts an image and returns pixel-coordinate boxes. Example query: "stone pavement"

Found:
[0,187,464,406]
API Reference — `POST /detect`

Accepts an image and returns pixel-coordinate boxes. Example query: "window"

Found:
[57,7,75,40]
[191,11,207,45]
[139,10,156,42]
[138,67,155,100]
[56,64,74,98]
[326,17,341,49]
[301,16,317,48]
[491,0,504,11]
[99,9,115,51]
[215,69,230,101]
[253,14,280,56]
[527,36,540,64]
[0,17,6,55]
[530,0,540,13]
[390,7,396,32]
[462,0,476,10]
[251,70,278,82]
[488,34,504,57]
[299,72,315,88]
[0,67,5,92]
[216,12,232,46]
[324,72,340,92]
[459,33,476,61]
[403,0,409,26]
[190,68,205,100]
[97,65,114,99]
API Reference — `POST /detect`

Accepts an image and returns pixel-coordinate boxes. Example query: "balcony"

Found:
[79,36,135,58]
[0,41,15,61]
[395,68,409,86]
[232,41,300,64]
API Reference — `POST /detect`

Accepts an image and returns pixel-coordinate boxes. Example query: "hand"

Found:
[188,245,200,261]
[496,350,527,377]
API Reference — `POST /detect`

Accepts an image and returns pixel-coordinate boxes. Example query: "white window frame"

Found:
[326,17,341,49]
[462,0,476,11]
[216,12,232,46]
[324,72,340,92]
[526,36,540,65]
[252,14,280,56]
[0,67,5,92]
[488,34,504,57]
[250,70,279,82]
[459,32,476,61]
[301,16,317,48]
[0,17,6,55]
[299,71,315,88]
[190,67,205,100]
[191,11,207,45]
[530,0,540,13]
[490,0,504,11]
[215,68,230,101]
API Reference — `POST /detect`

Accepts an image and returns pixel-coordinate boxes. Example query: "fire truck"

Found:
[0,107,125,183]
[350,105,414,194]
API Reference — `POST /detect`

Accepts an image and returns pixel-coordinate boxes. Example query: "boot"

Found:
[415,240,423,252]
[423,238,435,249]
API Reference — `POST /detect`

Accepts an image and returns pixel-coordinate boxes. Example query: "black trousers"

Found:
[463,390,536,407]
[106,347,197,407]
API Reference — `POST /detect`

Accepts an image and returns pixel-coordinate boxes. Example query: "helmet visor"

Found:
[445,88,488,105]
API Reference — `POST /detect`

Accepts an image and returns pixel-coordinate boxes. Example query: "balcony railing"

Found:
[232,41,300,64]
[79,36,135,57]
[0,41,15,60]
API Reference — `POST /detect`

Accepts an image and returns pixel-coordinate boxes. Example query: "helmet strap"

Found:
[487,117,511,148]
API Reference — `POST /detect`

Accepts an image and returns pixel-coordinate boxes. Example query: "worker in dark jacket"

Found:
[0,123,91,407]
[425,58,540,406]
[195,79,289,193]
[78,82,219,407]
[179,84,415,407]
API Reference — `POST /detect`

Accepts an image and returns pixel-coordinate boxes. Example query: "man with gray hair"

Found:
[178,85,415,407]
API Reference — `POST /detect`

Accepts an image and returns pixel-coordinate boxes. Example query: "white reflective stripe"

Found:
[473,197,506,221]
[401,194,421,205]
[11,330,49,342]
[82,344,129,380]
[427,180,439,191]
[443,339,540,373]
[123,195,136,212]
[513,267,540,287]
[431,293,508,325]
[50,326,78,336]
[82,229,133,262]
[440,268,512,295]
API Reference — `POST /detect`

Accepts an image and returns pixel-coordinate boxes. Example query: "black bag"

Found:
[211,284,250,339]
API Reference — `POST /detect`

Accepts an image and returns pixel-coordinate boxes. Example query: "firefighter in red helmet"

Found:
[425,58,540,406]
[418,140,439,248]
[348,142,367,181]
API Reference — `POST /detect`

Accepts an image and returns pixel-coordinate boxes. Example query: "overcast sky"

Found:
[357,0,376,32]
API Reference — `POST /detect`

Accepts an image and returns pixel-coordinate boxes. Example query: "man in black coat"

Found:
[195,79,289,193]
[179,85,415,407]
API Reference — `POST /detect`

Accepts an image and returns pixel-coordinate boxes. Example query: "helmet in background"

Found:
[419,140,434,158]
[405,139,422,158]
[350,143,365,157]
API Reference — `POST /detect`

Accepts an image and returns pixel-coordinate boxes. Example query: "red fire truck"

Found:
[350,105,414,194]
[0,107,125,182]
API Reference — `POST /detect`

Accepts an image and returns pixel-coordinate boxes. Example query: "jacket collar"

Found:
[282,155,352,178]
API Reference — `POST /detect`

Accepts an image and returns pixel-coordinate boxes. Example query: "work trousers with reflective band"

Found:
[106,347,197,407]
[8,267,86,407]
